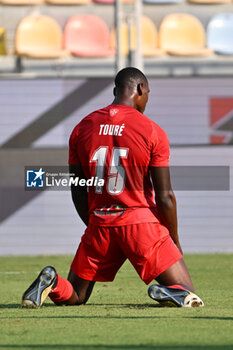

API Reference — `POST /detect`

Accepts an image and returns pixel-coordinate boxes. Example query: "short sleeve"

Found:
[150,124,170,167]
[68,127,80,165]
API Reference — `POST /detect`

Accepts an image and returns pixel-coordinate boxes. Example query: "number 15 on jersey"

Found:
[90,147,129,195]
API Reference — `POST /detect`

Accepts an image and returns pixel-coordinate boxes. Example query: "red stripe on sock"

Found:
[49,273,73,303]
[167,284,186,290]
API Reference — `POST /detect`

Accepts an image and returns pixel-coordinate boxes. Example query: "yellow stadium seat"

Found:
[46,0,90,4]
[15,15,69,58]
[1,0,44,4]
[110,15,164,56]
[93,0,134,3]
[0,28,7,55]
[159,13,213,56]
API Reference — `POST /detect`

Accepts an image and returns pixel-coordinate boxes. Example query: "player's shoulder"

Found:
[84,106,107,118]
[79,106,108,125]
[142,113,168,139]
[71,106,107,133]
[151,120,167,137]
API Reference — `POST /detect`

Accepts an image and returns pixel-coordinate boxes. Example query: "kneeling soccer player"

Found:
[22,67,204,308]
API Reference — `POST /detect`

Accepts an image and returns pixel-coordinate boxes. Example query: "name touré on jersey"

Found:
[99,124,125,136]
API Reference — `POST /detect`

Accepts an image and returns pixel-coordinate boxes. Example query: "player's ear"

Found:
[113,87,116,96]
[137,83,143,96]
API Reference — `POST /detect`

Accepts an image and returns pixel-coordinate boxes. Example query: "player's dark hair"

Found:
[114,67,148,94]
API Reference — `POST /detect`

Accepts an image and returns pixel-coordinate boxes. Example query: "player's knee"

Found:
[71,287,89,305]
[61,292,86,306]
[75,295,87,305]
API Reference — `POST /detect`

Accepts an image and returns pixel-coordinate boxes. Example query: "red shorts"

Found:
[71,222,182,285]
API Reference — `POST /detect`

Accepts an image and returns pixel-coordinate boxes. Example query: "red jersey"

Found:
[69,105,170,226]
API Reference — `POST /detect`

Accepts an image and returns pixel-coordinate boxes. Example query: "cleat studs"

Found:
[191,301,201,307]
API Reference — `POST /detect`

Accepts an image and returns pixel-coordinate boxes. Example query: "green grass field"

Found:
[0,254,232,350]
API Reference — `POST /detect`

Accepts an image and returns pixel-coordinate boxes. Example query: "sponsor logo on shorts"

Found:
[94,205,125,216]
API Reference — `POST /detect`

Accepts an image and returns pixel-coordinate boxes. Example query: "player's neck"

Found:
[111,97,135,109]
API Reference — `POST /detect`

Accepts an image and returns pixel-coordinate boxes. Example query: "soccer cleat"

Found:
[148,284,204,307]
[21,266,57,308]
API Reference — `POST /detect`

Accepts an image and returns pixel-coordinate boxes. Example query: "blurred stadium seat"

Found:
[144,0,184,4]
[15,15,69,58]
[1,0,44,4]
[0,28,7,55]
[46,0,90,4]
[63,14,115,57]
[188,0,230,3]
[159,13,213,56]
[207,13,233,54]
[110,15,164,56]
[93,0,115,3]
[0,0,232,75]
[93,0,134,3]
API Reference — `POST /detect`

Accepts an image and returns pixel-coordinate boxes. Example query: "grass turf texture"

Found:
[0,254,232,350]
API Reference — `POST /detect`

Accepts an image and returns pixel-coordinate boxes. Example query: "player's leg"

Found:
[21,265,95,308]
[147,242,204,307]
[117,222,204,307]
[21,224,125,308]
[51,223,125,307]
[148,282,204,308]
[155,257,194,292]
[52,269,95,306]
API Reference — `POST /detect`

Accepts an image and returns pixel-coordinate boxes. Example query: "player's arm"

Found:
[69,164,89,226]
[150,166,183,255]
